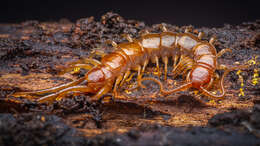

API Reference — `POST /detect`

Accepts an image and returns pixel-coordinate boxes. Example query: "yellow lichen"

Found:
[239,88,245,97]
[252,68,259,85]
[193,90,199,95]
[236,69,245,96]
[247,56,259,86]
[247,56,258,65]
[70,67,80,74]
[124,89,132,94]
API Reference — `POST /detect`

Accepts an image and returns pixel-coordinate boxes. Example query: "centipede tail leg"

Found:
[37,85,95,103]
[163,56,168,80]
[12,77,86,98]
[140,77,193,95]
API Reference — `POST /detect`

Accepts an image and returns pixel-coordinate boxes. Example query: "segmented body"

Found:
[12,26,234,103]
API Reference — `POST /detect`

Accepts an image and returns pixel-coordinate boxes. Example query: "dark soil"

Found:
[0,12,259,146]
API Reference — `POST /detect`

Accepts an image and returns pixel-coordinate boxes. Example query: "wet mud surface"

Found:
[0,12,260,145]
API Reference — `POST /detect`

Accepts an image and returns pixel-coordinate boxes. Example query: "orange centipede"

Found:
[11,25,243,103]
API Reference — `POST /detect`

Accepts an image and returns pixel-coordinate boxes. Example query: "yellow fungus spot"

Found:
[234,61,240,65]
[74,67,80,72]
[41,116,46,122]
[126,73,135,82]
[209,100,216,105]
[239,88,245,97]
[56,96,63,101]
[124,89,132,94]
[252,68,259,85]
[236,69,245,96]
[70,67,81,74]
[236,70,241,75]
[194,90,199,95]
[153,71,159,76]
[247,56,258,65]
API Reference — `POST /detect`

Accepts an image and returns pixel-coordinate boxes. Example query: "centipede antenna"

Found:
[105,40,118,48]
[198,32,204,39]
[209,37,216,44]
[121,34,133,42]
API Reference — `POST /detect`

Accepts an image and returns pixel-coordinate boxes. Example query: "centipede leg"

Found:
[105,40,118,48]
[119,70,131,87]
[171,55,193,78]
[185,28,190,33]
[113,75,123,97]
[137,65,146,88]
[209,37,216,44]
[125,72,136,82]
[141,59,149,73]
[89,50,107,58]
[140,30,150,36]
[159,24,167,32]
[216,48,232,58]
[163,56,168,80]
[198,32,204,39]
[92,81,113,100]
[121,34,133,42]
[37,85,95,103]
[155,56,161,77]
[173,54,179,68]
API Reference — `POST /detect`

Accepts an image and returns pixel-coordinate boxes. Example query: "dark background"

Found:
[0,0,259,27]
